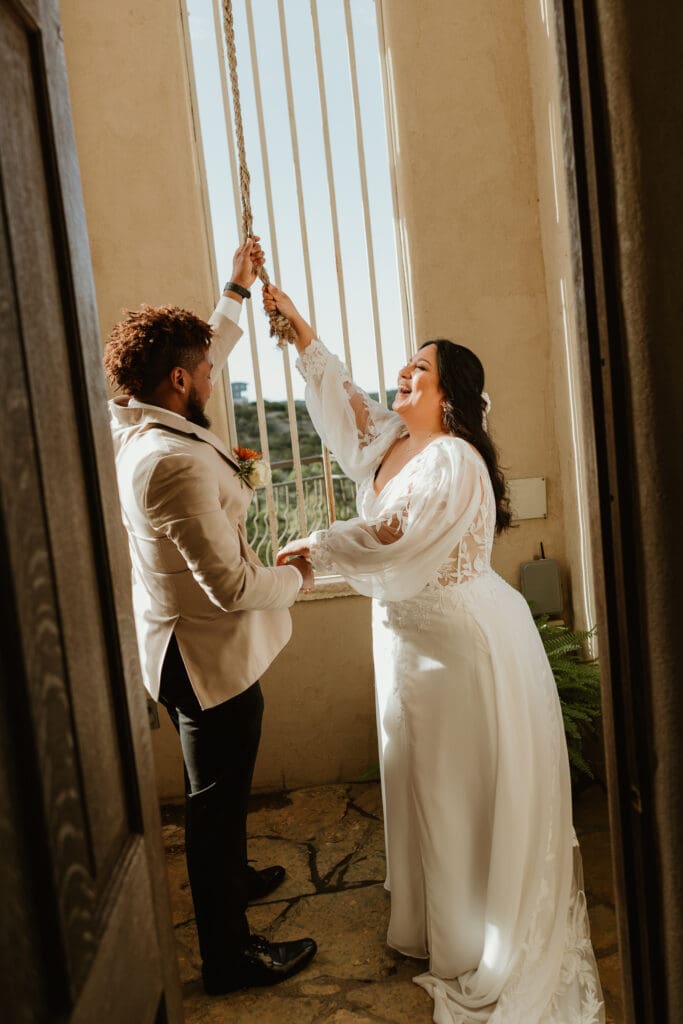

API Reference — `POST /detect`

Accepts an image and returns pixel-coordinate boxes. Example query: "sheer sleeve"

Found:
[296,339,405,483]
[308,438,484,602]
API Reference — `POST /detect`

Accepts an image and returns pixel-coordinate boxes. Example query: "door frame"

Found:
[38,5,183,1014]
[0,0,183,1018]
[559,1,683,1020]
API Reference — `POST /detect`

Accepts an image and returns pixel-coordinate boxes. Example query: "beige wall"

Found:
[62,0,592,799]
[380,0,569,589]
[60,0,233,441]
[61,0,378,798]
[61,2,213,327]
[152,593,377,799]
[523,0,599,636]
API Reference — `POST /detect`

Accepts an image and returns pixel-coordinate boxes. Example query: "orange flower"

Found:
[232,445,269,489]
[233,446,262,462]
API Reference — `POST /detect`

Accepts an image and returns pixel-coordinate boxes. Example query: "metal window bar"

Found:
[242,0,308,539]
[247,456,358,561]
[181,0,240,449]
[185,0,411,563]
[309,0,353,375]
[344,0,387,405]
[210,0,280,558]
[274,0,337,524]
[374,0,415,361]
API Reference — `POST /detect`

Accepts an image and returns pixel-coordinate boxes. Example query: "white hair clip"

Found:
[481,391,492,432]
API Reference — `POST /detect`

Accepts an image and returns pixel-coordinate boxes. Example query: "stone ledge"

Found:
[295,576,359,602]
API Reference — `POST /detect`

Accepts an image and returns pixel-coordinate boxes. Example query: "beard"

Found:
[186,386,211,429]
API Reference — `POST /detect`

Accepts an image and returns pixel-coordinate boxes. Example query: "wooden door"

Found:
[560,0,683,1020]
[0,1,183,1020]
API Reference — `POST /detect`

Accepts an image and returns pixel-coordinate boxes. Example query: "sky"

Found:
[186,0,408,402]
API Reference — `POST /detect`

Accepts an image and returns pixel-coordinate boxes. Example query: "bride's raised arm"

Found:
[263,285,404,483]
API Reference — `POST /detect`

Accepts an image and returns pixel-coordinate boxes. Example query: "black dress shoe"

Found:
[247,864,286,901]
[202,933,317,994]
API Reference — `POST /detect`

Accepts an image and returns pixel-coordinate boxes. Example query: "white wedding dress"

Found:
[297,340,605,1024]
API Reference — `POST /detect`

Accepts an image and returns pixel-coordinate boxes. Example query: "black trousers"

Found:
[158,634,264,968]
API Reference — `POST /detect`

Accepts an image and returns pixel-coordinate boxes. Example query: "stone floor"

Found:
[162,781,623,1024]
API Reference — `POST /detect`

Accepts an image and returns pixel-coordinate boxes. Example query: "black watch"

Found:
[224,280,251,300]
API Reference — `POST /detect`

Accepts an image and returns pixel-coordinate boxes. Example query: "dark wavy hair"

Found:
[105,305,212,398]
[420,339,511,534]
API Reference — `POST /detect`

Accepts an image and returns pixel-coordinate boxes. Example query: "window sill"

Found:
[295,575,359,602]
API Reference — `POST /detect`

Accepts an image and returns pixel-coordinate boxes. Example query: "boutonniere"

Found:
[233,446,271,489]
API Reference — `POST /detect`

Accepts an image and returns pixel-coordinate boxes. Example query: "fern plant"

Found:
[534,615,602,780]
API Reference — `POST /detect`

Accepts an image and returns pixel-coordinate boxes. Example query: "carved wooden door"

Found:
[0,1,183,1020]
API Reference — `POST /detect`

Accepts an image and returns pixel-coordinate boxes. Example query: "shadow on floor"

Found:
[161,781,623,1023]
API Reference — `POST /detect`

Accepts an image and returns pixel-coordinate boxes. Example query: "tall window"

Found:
[185,0,411,564]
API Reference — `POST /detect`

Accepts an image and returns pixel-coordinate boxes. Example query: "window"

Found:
[184,0,412,563]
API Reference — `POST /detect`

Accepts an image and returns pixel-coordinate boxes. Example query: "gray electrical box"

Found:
[520,555,563,616]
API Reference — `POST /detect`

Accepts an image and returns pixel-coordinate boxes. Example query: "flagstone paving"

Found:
[161,781,623,1023]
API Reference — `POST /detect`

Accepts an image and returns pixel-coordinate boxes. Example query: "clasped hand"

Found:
[278,539,314,594]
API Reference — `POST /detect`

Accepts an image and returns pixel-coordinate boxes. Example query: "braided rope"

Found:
[222,0,296,347]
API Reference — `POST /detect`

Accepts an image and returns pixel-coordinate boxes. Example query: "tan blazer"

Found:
[109,297,301,709]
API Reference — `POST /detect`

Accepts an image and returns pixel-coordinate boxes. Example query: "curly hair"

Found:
[104,304,213,397]
[420,339,512,534]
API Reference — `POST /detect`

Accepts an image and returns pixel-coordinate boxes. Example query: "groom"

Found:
[105,238,316,994]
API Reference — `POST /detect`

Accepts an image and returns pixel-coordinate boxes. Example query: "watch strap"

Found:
[223,280,251,300]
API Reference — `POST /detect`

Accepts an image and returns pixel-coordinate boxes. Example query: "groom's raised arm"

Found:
[208,235,265,382]
[208,294,243,383]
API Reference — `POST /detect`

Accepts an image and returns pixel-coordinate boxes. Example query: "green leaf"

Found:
[358,763,381,782]
[567,745,595,779]
[530,603,602,783]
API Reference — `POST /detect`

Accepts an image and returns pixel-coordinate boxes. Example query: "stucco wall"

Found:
[379,0,568,587]
[62,0,584,798]
[153,593,377,799]
[59,0,232,442]
[60,0,379,797]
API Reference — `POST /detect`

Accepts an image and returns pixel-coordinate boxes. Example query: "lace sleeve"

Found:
[296,339,405,483]
[307,439,484,602]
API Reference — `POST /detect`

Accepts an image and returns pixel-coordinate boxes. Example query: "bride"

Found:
[264,284,604,1023]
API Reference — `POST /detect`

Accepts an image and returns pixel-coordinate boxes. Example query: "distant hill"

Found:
[234,391,397,482]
